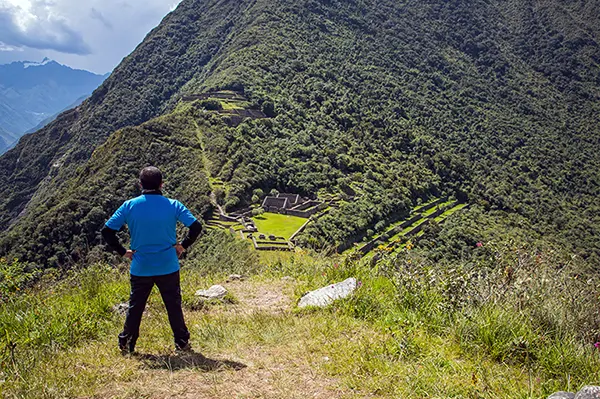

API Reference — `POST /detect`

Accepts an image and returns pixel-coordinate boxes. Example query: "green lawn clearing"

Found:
[252,213,307,239]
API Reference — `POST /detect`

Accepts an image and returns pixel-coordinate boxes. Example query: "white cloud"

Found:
[0,0,183,73]
[0,42,22,51]
[0,0,92,55]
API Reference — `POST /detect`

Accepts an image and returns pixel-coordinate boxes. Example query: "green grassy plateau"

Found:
[252,213,307,240]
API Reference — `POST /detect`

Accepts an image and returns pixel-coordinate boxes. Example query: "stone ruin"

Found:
[261,193,327,218]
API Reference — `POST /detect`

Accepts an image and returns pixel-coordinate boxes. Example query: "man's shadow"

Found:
[134,350,247,372]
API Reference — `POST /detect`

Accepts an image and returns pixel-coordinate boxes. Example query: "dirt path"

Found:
[87,279,365,399]
[223,279,293,315]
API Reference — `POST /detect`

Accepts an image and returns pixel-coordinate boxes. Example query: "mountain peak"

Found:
[22,58,55,69]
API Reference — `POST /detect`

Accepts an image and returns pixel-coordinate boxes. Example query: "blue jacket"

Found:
[105,193,197,277]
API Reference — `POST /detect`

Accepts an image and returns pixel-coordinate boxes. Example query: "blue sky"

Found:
[0,0,183,74]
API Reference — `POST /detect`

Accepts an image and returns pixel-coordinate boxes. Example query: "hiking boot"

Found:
[175,342,192,353]
[118,336,135,355]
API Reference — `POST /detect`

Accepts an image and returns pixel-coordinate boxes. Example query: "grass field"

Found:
[252,213,307,239]
[2,230,598,398]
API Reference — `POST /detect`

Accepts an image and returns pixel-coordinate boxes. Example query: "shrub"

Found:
[199,100,222,111]
[0,258,39,300]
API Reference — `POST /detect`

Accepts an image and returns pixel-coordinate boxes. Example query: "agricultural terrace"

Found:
[353,199,469,259]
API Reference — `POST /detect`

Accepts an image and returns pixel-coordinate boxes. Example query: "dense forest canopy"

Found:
[0,0,599,270]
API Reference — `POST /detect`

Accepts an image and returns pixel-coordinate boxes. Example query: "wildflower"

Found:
[476,242,483,248]
[357,280,363,288]
[333,263,338,269]
[594,342,600,350]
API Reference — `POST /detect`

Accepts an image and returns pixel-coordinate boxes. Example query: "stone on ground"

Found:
[112,302,129,315]
[575,387,600,399]
[548,392,575,399]
[195,285,228,300]
[227,274,245,282]
[298,278,357,308]
[549,387,600,399]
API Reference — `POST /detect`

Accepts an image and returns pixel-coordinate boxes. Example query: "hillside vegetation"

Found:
[0,0,599,272]
[1,233,599,398]
[1,0,600,395]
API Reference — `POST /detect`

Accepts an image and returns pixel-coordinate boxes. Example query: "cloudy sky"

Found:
[0,0,183,74]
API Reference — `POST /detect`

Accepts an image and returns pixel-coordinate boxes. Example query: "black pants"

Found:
[119,270,190,351]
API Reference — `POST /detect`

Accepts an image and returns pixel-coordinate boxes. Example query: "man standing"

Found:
[102,166,202,354]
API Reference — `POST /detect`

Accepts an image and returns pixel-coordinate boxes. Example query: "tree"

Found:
[262,101,276,118]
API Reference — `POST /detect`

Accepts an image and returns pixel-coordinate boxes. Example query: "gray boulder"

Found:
[548,392,575,399]
[575,387,600,399]
[298,278,357,308]
[195,285,228,300]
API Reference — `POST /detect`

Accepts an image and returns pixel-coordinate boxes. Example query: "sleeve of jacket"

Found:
[181,220,203,249]
[101,226,127,256]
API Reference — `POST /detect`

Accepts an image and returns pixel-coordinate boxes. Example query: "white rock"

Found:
[298,278,357,308]
[549,392,575,399]
[575,387,600,399]
[227,274,244,282]
[195,285,228,300]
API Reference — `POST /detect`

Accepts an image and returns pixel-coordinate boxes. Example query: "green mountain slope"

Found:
[1,105,212,266]
[0,0,246,230]
[1,0,600,269]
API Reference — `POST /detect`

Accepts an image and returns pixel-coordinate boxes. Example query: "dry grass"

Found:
[76,278,366,399]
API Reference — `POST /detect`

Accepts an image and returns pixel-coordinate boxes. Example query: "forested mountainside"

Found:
[0,0,599,270]
[0,60,107,153]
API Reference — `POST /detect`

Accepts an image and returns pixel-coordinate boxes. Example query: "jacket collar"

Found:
[142,189,163,195]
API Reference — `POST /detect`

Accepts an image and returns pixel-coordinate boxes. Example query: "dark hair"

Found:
[139,166,163,190]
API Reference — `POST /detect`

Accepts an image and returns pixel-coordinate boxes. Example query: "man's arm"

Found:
[174,220,203,258]
[181,220,203,249]
[103,203,134,259]
[101,226,128,256]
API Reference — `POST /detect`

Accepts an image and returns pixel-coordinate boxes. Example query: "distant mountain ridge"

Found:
[0,58,108,153]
